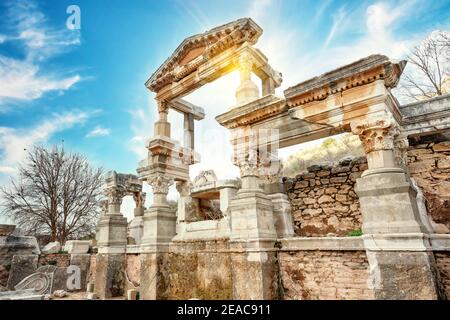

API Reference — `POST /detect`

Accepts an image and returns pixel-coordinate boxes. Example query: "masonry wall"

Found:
[279,250,373,300]
[285,157,367,236]
[38,253,71,268]
[156,241,233,299]
[407,141,450,232]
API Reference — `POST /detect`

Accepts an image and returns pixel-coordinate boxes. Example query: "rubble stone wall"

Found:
[38,253,71,268]
[279,250,374,300]
[284,157,367,236]
[407,141,450,232]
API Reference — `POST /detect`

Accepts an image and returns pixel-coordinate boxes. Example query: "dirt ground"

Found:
[52,291,125,300]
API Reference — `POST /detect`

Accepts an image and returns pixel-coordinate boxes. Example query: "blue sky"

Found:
[0,0,449,220]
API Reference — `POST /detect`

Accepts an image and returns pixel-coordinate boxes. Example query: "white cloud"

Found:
[0,57,80,105]
[86,126,111,138]
[323,6,347,48]
[0,0,82,107]
[0,111,89,175]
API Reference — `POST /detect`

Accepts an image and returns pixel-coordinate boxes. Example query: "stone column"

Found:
[129,192,146,245]
[351,119,426,234]
[228,153,279,299]
[184,113,194,149]
[351,118,444,300]
[95,188,128,299]
[154,101,171,137]
[235,52,259,106]
[140,174,175,300]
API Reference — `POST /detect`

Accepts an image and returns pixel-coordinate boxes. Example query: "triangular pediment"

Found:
[146,18,262,92]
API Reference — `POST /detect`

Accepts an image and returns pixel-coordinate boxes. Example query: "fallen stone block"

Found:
[42,241,61,254]
[64,240,90,254]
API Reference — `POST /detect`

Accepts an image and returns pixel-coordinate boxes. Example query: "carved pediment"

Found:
[146,18,263,92]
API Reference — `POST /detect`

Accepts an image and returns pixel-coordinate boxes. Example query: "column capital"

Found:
[175,181,191,197]
[157,100,169,113]
[148,174,173,194]
[350,118,400,154]
[105,187,126,206]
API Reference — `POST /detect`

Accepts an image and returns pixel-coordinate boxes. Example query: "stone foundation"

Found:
[94,254,126,299]
[140,241,233,300]
[279,250,373,300]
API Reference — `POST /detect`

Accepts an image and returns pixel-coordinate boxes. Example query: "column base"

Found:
[140,206,176,249]
[94,253,126,299]
[355,168,427,234]
[96,214,128,248]
[366,250,445,300]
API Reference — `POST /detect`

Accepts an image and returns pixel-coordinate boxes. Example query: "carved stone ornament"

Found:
[350,119,400,154]
[132,191,146,208]
[148,174,173,194]
[239,161,260,177]
[105,188,126,206]
[394,136,409,167]
[176,181,192,196]
[15,272,54,295]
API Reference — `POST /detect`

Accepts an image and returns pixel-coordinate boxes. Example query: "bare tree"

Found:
[0,145,103,244]
[400,31,450,102]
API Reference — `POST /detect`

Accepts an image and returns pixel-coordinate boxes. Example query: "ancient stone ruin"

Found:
[87,18,450,300]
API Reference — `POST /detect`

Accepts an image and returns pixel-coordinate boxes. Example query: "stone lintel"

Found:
[284,54,405,106]
[168,98,205,120]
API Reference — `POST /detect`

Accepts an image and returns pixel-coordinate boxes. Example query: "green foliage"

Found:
[57,250,68,254]
[282,133,365,177]
[346,229,362,237]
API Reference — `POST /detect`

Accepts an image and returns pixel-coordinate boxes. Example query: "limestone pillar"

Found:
[140,174,175,300]
[228,155,279,299]
[351,119,426,234]
[183,113,194,149]
[129,192,146,245]
[235,53,259,106]
[154,101,171,137]
[351,118,444,300]
[95,189,128,299]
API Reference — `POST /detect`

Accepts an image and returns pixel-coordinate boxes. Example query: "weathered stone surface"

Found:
[64,240,90,254]
[408,141,450,232]
[41,241,61,254]
[0,224,15,236]
[285,159,364,236]
[432,142,450,152]
[280,251,373,300]
[52,267,69,292]
[231,251,279,300]
[0,235,40,267]
[435,252,450,299]
[140,241,233,300]
[70,254,91,291]
[6,254,38,289]
[95,254,126,299]
[367,251,444,300]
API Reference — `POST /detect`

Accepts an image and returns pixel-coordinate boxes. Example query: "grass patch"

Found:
[346,229,362,237]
